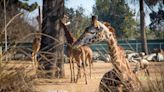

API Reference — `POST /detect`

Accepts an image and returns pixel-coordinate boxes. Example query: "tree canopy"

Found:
[0,0,38,42]
[65,7,90,38]
[0,0,38,12]
[146,0,164,31]
[93,0,138,39]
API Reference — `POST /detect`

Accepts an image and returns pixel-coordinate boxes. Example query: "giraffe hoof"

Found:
[75,80,77,83]
[70,79,73,83]
[85,82,87,85]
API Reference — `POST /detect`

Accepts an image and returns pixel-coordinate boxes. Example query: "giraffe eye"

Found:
[95,27,99,30]
[89,31,95,34]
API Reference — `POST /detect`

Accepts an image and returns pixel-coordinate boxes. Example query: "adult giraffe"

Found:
[60,15,93,84]
[73,16,141,91]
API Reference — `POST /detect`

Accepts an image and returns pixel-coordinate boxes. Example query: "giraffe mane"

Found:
[61,21,76,44]
[97,21,109,32]
[103,22,115,33]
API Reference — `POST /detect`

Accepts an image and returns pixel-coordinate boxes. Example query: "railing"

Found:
[0,40,163,60]
[119,42,164,53]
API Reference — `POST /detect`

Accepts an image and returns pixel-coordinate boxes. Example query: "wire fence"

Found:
[89,40,164,53]
[0,40,164,60]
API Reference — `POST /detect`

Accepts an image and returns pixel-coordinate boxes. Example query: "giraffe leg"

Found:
[72,59,76,82]
[32,52,38,78]
[32,52,35,68]
[82,61,87,84]
[34,54,37,72]
[88,58,92,79]
[32,52,37,71]
[81,48,87,84]
[75,64,81,83]
[145,68,150,76]
[69,57,73,83]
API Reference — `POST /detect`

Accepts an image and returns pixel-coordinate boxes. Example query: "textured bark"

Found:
[140,0,148,54]
[39,0,65,77]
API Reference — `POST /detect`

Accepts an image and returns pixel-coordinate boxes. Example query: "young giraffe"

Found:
[60,15,93,84]
[73,16,141,91]
[32,31,41,72]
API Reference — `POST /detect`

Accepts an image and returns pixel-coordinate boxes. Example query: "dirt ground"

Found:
[34,61,164,92]
[35,62,111,92]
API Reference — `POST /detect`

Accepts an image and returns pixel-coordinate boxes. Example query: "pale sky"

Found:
[25,0,95,17]
[66,0,95,16]
[25,0,150,25]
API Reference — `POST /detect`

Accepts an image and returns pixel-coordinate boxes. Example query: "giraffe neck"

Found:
[108,37,142,91]
[61,21,76,44]
[107,36,132,75]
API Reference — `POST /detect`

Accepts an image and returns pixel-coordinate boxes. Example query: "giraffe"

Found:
[73,16,141,91]
[60,15,93,84]
[32,31,41,72]
[133,52,150,76]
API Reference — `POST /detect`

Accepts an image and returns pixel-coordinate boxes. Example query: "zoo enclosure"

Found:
[0,39,164,60]
[89,39,164,53]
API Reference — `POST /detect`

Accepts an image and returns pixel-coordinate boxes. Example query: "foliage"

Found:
[0,0,38,42]
[0,62,35,92]
[144,0,164,31]
[0,0,38,12]
[93,0,138,39]
[149,9,164,31]
[145,27,164,39]
[65,7,90,38]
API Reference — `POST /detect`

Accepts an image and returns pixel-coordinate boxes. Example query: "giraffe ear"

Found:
[91,15,99,27]
[109,27,115,33]
[103,22,115,33]
[103,22,110,27]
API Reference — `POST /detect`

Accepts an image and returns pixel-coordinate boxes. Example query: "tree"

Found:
[140,0,148,54]
[0,0,38,42]
[65,7,90,38]
[146,0,164,32]
[139,0,164,54]
[39,0,65,77]
[0,0,38,12]
[93,0,137,39]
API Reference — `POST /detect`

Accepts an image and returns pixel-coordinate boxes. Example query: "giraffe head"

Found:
[73,16,114,48]
[61,15,71,26]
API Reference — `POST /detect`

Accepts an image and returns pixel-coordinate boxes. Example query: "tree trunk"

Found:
[140,0,148,54]
[39,0,65,78]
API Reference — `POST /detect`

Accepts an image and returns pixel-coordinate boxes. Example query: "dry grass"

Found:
[140,65,164,92]
[1,60,164,92]
[99,62,164,92]
[0,61,35,92]
[35,62,164,92]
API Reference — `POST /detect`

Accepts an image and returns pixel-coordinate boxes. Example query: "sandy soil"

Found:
[3,60,164,92]
[35,62,112,92]
[34,61,164,92]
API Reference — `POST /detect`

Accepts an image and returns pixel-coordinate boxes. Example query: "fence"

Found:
[90,39,164,53]
[0,40,164,58]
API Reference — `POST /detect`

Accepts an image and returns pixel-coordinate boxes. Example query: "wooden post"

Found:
[38,6,42,31]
